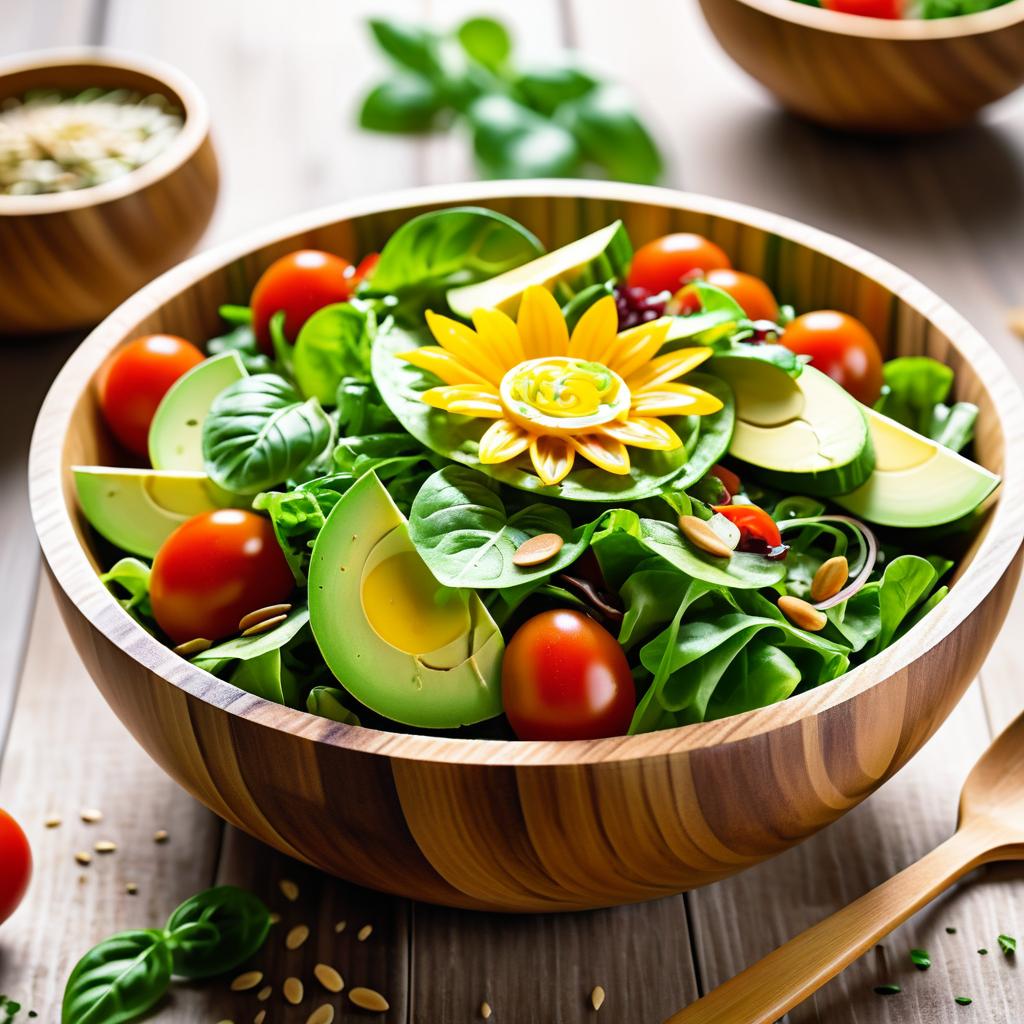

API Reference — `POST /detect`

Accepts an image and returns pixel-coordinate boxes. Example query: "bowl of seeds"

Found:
[0,48,218,334]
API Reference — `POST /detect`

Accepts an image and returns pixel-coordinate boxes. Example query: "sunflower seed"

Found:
[230,970,263,992]
[778,595,827,632]
[153,829,169,843]
[357,924,373,942]
[74,851,91,866]
[257,985,272,1001]
[334,920,347,933]
[239,604,293,632]
[591,985,606,1011]
[286,924,310,950]
[349,987,389,1012]
[306,1006,335,1024]
[242,614,287,637]
[125,882,138,895]
[810,555,849,602]
[173,637,212,657]
[512,533,564,567]
[678,515,732,559]
[314,964,344,993]
[254,1012,266,1024]
[279,878,299,902]
[284,977,304,1005]
[80,808,103,823]
[44,814,61,828]
[94,840,117,854]
[480,1001,492,1019]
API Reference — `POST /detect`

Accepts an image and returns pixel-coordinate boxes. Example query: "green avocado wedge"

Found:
[149,351,248,471]
[308,472,504,729]
[73,467,242,558]
[835,408,1000,528]
[711,356,874,497]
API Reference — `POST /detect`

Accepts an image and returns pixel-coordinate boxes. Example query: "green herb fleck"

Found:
[998,935,1017,956]
[978,948,989,956]
[874,984,902,996]
[955,996,973,1006]
[946,927,958,934]
[910,948,932,970]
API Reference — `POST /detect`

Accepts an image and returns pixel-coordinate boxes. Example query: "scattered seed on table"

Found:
[78,874,87,884]
[480,1001,492,1020]
[230,971,264,992]
[125,883,138,895]
[44,814,61,828]
[334,920,347,933]
[286,924,310,950]
[279,879,300,902]
[254,1011,266,1024]
[257,985,272,1002]
[873,984,901,996]
[947,927,958,934]
[74,851,91,866]
[239,604,292,632]
[173,637,212,657]
[349,987,389,1012]
[269,912,281,925]
[242,613,288,637]
[512,533,564,567]
[357,924,373,942]
[955,996,973,1006]
[306,1006,335,1024]
[284,977,304,1005]
[979,949,989,956]
[153,829,169,843]
[94,840,117,854]
[591,986,606,1011]
[80,808,103,823]
[314,964,344,993]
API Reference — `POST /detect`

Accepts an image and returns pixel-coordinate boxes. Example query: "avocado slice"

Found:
[711,357,874,497]
[834,409,999,527]
[446,220,631,318]
[73,466,240,558]
[308,472,504,729]
[148,351,247,470]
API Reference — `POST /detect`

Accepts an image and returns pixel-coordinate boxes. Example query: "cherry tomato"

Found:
[628,233,732,294]
[251,250,355,355]
[0,808,31,926]
[348,252,379,289]
[502,610,636,741]
[713,504,783,552]
[150,510,294,644]
[780,310,884,405]
[97,335,205,456]
[822,0,902,17]
[710,464,742,502]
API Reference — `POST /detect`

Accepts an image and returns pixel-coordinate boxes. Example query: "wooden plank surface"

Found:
[1,1,1022,1022]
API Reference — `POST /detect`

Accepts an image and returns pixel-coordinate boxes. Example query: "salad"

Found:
[795,0,1013,18]
[74,207,1000,742]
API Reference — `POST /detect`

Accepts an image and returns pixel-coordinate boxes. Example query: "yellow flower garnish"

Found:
[398,286,724,487]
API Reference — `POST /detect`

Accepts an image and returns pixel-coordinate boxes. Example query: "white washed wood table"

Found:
[1,1,1023,1021]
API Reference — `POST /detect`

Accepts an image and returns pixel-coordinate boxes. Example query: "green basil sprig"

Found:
[359,15,662,184]
[62,887,270,1024]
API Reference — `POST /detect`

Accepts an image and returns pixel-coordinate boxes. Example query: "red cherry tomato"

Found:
[502,610,636,741]
[822,0,902,17]
[0,808,31,926]
[706,269,781,321]
[628,233,732,294]
[348,252,379,289]
[713,504,783,551]
[98,335,205,457]
[710,464,742,502]
[251,250,355,355]
[150,510,294,644]
[780,310,884,405]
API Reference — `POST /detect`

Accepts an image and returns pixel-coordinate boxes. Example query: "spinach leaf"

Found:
[618,566,694,648]
[512,60,598,116]
[359,75,446,133]
[706,640,802,721]
[100,558,153,622]
[456,16,511,72]
[62,930,172,1024]
[875,554,944,649]
[202,374,334,494]
[229,648,302,706]
[307,685,361,725]
[294,301,376,404]
[408,465,603,588]
[468,94,581,179]
[194,608,309,664]
[206,323,273,375]
[367,207,543,321]
[367,18,445,78]
[164,886,271,979]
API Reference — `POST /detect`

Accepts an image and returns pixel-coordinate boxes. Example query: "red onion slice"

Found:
[776,514,878,611]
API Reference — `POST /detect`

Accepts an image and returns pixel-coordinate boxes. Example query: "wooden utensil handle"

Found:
[665,827,993,1024]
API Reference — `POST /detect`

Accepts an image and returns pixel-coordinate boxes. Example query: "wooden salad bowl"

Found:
[0,49,218,335]
[698,0,1024,133]
[29,181,1024,912]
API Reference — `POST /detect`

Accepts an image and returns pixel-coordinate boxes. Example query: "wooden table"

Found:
[2,2,1023,1021]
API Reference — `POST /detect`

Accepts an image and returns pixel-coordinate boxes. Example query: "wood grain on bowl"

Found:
[698,0,1024,133]
[28,181,1024,912]
[0,49,218,334]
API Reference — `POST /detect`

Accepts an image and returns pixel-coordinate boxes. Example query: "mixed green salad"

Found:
[795,0,1013,19]
[75,207,1000,741]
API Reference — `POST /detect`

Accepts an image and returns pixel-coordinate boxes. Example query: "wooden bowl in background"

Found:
[0,49,218,335]
[28,181,1024,912]
[698,0,1024,133]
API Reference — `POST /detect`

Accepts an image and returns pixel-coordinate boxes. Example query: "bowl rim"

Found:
[0,47,210,216]
[28,179,1024,767]
[728,0,1024,40]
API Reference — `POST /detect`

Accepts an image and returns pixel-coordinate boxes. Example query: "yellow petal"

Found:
[570,434,631,475]
[631,383,725,418]
[425,310,506,384]
[399,347,493,387]
[478,419,532,464]
[603,319,671,379]
[422,384,504,418]
[567,295,619,361]
[517,286,569,359]
[472,307,525,369]
[530,435,575,486]
[626,347,713,390]
[598,416,683,451]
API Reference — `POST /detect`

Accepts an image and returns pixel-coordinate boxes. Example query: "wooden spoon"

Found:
[667,709,1024,1024]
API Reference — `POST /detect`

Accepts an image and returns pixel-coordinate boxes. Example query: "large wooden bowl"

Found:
[0,49,218,334]
[29,181,1024,912]
[698,0,1024,133]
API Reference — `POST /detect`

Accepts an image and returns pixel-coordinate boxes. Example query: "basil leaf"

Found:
[468,94,581,178]
[206,323,273,375]
[294,301,376,404]
[165,886,271,979]
[202,374,334,494]
[557,84,662,185]
[409,465,602,589]
[307,685,361,725]
[100,557,152,621]
[512,60,598,116]
[456,17,511,71]
[367,18,445,78]
[62,930,172,1024]
[359,76,446,133]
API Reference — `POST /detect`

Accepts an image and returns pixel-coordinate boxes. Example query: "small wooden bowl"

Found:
[29,181,1024,912]
[698,0,1024,133]
[0,49,218,334]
